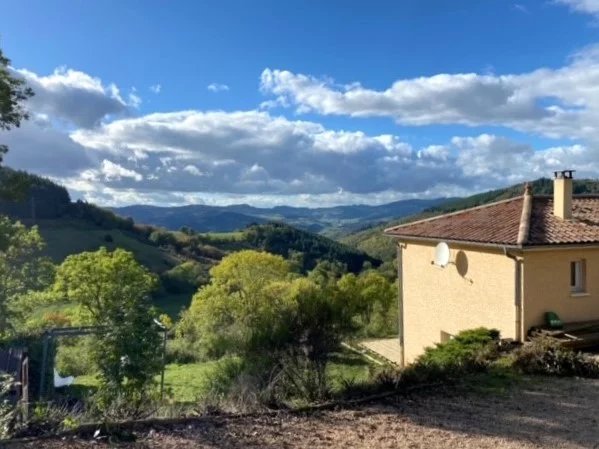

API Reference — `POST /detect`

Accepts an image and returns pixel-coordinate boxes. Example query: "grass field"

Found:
[70,350,375,403]
[36,218,181,272]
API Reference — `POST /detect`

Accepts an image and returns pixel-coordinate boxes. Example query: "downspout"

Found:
[504,183,532,342]
[397,242,405,367]
[504,248,522,341]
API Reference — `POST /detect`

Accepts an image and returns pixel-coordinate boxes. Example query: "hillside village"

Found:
[4,2,599,448]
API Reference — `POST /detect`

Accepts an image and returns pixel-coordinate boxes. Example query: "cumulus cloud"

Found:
[207,83,230,93]
[149,84,162,94]
[53,108,599,206]
[99,159,143,181]
[70,110,445,196]
[260,47,599,141]
[14,67,129,128]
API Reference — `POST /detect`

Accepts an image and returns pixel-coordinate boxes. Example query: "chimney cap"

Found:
[524,182,532,195]
[554,170,575,179]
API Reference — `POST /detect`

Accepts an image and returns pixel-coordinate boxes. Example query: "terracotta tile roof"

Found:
[384,194,599,247]
[528,196,599,245]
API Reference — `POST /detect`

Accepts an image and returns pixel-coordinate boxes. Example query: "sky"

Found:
[2,0,599,208]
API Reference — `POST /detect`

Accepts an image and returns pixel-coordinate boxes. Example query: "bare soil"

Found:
[9,376,599,449]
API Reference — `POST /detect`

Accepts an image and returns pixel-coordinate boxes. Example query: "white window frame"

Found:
[570,259,587,294]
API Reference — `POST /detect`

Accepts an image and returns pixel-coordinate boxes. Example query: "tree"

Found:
[0,48,34,160]
[178,250,359,400]
[0,216,52,338]
[178,250,292,358]
[337,270,397,337]
[54,248,162,410]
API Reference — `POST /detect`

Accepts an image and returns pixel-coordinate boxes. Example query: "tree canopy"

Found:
[0,48,34,159]
[54,248,162,409]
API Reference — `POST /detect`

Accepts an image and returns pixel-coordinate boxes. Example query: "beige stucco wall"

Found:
[522,248,599,333]
[401,241,516,364]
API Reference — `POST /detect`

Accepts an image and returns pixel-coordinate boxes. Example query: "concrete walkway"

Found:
[358,337,403,365]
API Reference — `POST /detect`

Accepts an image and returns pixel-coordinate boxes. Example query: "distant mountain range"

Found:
[112,198,454,237]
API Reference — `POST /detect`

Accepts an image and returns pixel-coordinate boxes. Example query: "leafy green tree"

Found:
[0,216,52,338]
[1,48,34,160]
[160,260,208,294]
[54,248,162,409]
[178,250,359,400]
[337,270,397,337]
[178,250,292,358]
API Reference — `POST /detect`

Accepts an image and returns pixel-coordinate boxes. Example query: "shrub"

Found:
[513,336,599,377]
[409,328,500,381]
[166,337,203,364]
[0,374,16,439]
[55,337,97,376]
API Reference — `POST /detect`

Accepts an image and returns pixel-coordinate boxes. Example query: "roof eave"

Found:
[384,233,522,250]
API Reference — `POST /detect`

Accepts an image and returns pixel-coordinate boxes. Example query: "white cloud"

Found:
[259,48,599,141]
[149,84,162,94]
[128,88,142,109]
[14,66,128,128]
[100,159,143,181]
[207,83,230,93]
[183,164,203,176]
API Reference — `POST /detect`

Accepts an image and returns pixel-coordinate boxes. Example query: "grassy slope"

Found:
[341,178,599,262]
[73,350,374,403]
[35,218,181,273]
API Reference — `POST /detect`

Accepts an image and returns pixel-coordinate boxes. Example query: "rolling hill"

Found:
[0,168,379,316]
[113,197,452,237]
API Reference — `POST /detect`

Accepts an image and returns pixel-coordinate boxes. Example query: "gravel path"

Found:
[8,376,599,448]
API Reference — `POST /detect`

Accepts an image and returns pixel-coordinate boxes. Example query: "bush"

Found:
[0,374,16,439]
[513,336,599,377]
[160,261,208,294]
[166,337,203,364]
[410,328,500,380]
[55,337,97,376]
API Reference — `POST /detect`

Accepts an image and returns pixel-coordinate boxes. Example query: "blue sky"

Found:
[2,0,599,207]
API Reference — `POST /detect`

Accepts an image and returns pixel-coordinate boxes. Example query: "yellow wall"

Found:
[522,248,599,332]
[402,242,516,364]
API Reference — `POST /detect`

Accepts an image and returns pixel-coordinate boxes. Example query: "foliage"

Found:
[0,48,34,158]
[54,248,163,409]
[410,328,501,380]
[244,222,380,273]
[177,250,293,358]
[0,374,16,439]
[160,261,209,294]
[512,337,599,377]
[0,216,54,337]
[337,270,397,337]
[178,250,366,401]
[55,337,97,376]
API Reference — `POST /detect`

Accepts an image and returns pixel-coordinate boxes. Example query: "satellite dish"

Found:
[434,242,450,267]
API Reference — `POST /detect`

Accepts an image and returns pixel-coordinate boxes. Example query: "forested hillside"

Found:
[113,197,451,237]
[342,178,599,262]
[0,168,379,315]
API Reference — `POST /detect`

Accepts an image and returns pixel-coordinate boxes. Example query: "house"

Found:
[384,170,599,365]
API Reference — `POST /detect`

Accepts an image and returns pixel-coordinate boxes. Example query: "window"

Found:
[570,260,586,293]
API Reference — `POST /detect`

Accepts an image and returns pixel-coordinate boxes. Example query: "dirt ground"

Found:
[8,376,599,449]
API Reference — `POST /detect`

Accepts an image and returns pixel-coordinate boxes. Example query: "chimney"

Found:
[553,170,575,219]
